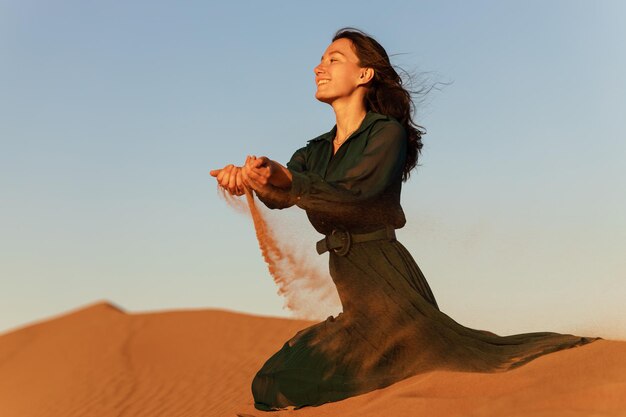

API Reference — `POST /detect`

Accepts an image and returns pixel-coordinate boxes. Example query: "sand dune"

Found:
[0,301,624,417]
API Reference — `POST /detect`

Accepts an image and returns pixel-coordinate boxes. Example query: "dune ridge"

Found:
[0,301,624,417]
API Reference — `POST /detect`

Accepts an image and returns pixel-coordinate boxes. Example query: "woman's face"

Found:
[314,38,367,104]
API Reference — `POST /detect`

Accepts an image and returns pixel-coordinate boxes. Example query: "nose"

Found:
[314,62,325,76]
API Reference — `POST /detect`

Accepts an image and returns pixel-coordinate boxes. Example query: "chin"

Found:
[315,92,335,104]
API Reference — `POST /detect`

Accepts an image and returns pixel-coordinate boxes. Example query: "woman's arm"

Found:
[244,156,293,189]
[210,157,296,209]
[242,156,297,209]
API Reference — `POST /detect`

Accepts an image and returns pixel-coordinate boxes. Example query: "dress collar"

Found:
[309,111,390,143]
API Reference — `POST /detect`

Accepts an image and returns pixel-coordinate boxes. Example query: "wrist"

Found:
[269,162,293,189]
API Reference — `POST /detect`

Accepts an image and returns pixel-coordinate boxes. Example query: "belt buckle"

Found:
[329,227,351,256]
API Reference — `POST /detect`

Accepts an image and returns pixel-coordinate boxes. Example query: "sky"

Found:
[1,0,625,338]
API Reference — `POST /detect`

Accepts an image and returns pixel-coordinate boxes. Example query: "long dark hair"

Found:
[333,28,426,181]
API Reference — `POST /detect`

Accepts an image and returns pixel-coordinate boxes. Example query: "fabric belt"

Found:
[316,226,396,256]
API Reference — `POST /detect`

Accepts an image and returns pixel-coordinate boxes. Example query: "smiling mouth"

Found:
[317,79,330,86]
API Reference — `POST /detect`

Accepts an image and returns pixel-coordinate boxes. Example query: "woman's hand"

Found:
[242,155,293,191]
[209,164,246,196]
[210,155,292,198]
[241,156,271,195]
[242,156,271,187]
[242,156,297,208]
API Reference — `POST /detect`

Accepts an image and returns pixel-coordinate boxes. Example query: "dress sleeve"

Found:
[288,121,407,210]
[254,147,307,210]
[254,184,298,210]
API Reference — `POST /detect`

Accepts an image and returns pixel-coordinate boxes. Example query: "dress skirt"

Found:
[251,239,598,410]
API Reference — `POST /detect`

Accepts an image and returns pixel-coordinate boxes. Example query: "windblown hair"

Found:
[333,28,426,181]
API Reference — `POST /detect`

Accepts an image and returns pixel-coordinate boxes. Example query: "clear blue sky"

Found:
[1,0,625,338]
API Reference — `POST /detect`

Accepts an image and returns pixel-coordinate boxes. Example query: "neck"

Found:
[331,96,368,140]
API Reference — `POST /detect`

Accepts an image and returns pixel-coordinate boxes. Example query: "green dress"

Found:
[251,111,599,411]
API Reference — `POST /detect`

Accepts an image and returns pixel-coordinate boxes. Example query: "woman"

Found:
[210,28,598,411]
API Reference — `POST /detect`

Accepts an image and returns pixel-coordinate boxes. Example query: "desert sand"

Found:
[0,301,624,417]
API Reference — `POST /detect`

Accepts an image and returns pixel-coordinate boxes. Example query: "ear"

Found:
[357,67,374,86]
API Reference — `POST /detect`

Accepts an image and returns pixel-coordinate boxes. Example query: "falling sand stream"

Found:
[219,187,341,320]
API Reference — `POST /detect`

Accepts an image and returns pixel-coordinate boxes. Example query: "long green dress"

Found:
[251,111,599,411]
